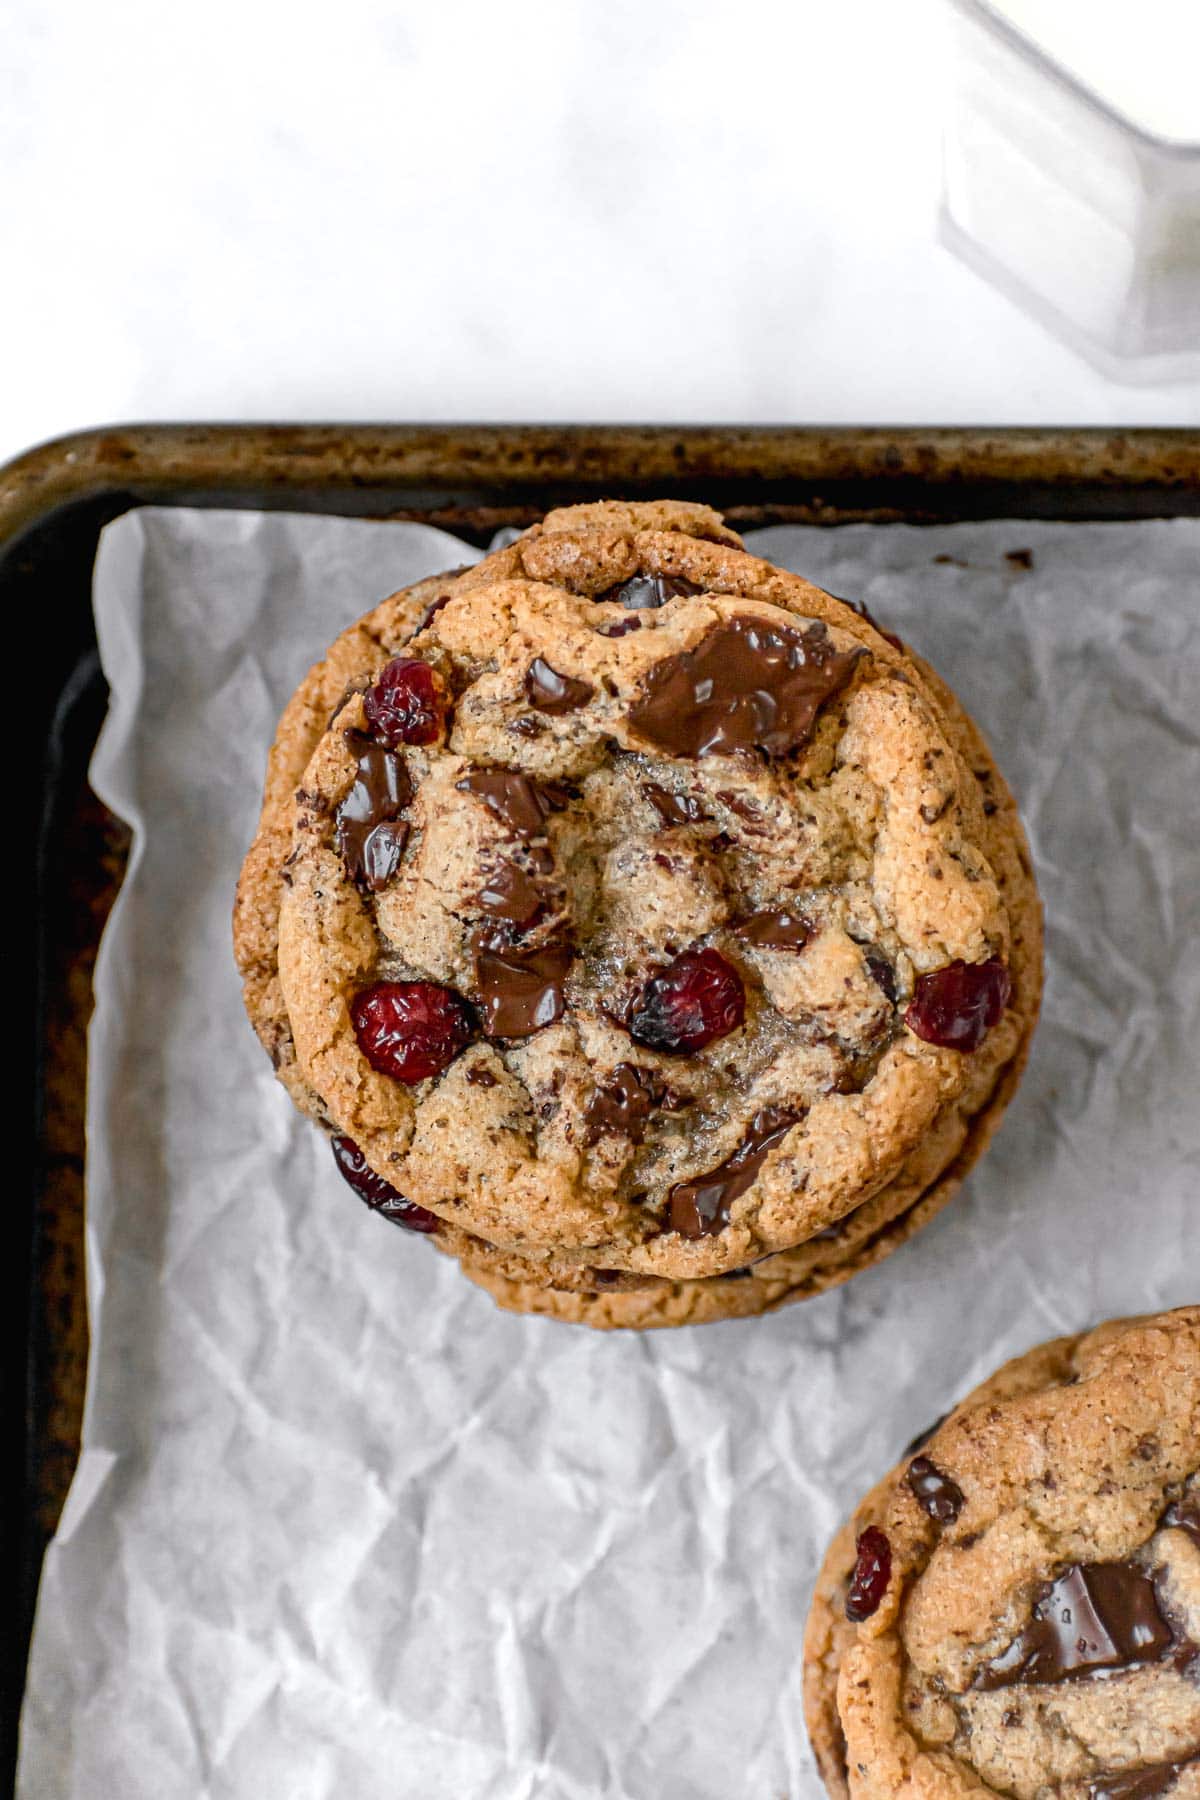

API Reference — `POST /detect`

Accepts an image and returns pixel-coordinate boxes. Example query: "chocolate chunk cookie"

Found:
[803,1309,1200,1797]
[235,500,1041,1314]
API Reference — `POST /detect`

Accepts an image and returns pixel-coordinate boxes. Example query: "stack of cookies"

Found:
[234,500,1042,1328]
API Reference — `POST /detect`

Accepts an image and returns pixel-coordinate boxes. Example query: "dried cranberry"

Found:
[331,1136,440,1233]
[846,1526,892,1621]
[905,957,1010,1052]
[627,948,745,1054]
[351,980,473,1083]
[364,657,446,747]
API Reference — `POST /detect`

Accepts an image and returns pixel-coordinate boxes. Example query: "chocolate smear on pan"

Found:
[627,616,863,759]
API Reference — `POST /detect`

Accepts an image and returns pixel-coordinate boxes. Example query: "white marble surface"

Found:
[3,0,1198,461]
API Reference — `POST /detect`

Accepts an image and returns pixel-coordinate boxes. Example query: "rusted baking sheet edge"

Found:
[1,424,1197,544]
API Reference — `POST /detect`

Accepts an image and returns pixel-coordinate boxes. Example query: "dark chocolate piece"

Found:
[334,734,413,891]
[1089,1758,1198,1800]
[584,1063,671,1146]
[1162,1496,1200,1550]
[734,909,813,951]
[974,1562,1178,1690]
[456,769,571,836]
[907,1456,965,1524]
[523,657,594,714]
[474,931,573,1038]
[477,860,548,927]
[465,1065,498,1089]
[667,1106,800,1237]
[598,572,703,611]
[643,784,708,827]
[597,616,643,638]
[627,616,864,760]
[865,950,898,1005]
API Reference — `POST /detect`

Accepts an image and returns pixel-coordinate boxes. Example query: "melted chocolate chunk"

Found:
[456,769,571,836]
[1090,1758,1198,1800]
[627,616,864,760]
[334,734,413,891]
[1162,1496,1200,1550]
[598,572,704,611]
[974,1562,1179,1690]
[643,784,708,826]
[584,1063,676,1146]
[523,657,594,714]
[666,1106,800,1237]
[474,931,573,1037]
[597,616,643,638]
[734,909,813,951]
[907,1456,965,1524]
[865,950,898,1005]
[465,1064,498,1088]
[477,860,548,927]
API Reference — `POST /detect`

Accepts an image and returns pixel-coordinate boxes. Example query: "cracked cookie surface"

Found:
[803,1308,1200,1798]
[235,501,1041,1305]
[266,504,1033,1279]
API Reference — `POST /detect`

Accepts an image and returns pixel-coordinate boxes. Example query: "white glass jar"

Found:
[943,0,1200,381]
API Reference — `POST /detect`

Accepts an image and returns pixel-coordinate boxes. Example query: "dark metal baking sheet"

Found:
[7,422,1199,1788]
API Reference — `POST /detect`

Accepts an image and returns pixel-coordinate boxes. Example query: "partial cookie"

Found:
[267,503,1038,1280]
[452,1001,1024,1327]
[802,1308,1200,1799]
[445,650,1039,1326]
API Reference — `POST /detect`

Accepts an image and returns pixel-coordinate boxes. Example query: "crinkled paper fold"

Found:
[18,508,1200,1799]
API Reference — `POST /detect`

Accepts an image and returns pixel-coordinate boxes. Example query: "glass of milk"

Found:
[943,0,1200,380]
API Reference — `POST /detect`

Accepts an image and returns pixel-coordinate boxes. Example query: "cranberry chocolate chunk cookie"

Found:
[235,499,1041,1304]
[237,518,1043,1324]
[803,1309,1200,1799]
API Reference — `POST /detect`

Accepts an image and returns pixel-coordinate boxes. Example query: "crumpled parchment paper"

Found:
[18,507,1200,1800]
